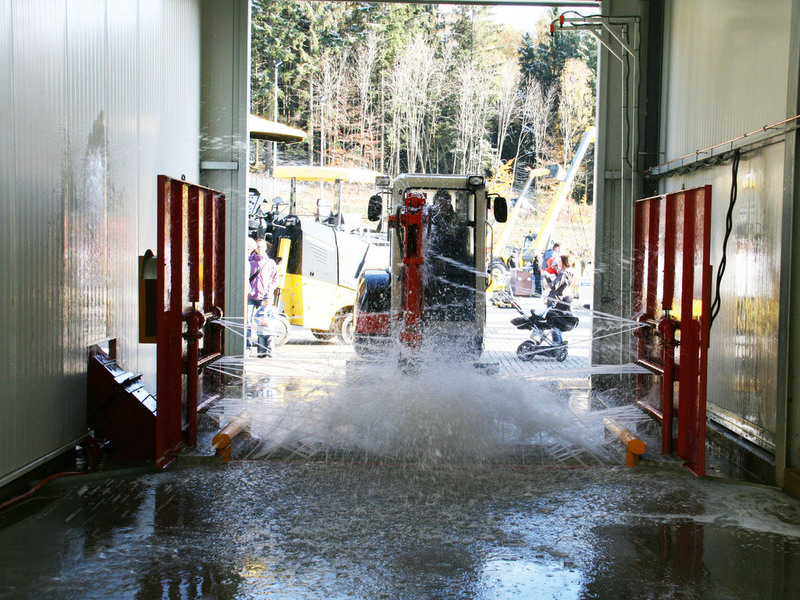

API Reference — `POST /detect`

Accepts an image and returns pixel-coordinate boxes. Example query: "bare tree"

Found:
[353,30,380,167]
[454,60,492,173]
[427,41,456,172]
[512,75,555,188]
[494,58,521,167]
[387,37,438,173]
[316,50,349,166]
[558,58,593,165]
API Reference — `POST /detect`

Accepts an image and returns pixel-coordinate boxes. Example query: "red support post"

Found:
[646,197,661,316]
[657,316,679,454]
[662,194,676,314]
[677,190,697,466]
[155,177,187,467]
[633,201,646,316]
[399,191,427,349]
[183,305,205,448]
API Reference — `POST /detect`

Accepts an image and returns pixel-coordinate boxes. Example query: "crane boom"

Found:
[493,167,550,254]
[532,126,596,257]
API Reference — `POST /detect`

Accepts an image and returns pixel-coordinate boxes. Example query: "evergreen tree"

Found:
[518,9,596,91]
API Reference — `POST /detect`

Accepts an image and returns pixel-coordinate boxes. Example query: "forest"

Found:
[251,1,597,200]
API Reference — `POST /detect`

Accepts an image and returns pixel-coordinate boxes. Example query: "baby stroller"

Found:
[506,293,579,362]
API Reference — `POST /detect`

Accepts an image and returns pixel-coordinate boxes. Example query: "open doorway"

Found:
[249,1,598,313]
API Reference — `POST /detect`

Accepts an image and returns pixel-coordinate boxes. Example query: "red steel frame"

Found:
[394,191,427,349]
[633,186,712,475]
[156,175,226,468]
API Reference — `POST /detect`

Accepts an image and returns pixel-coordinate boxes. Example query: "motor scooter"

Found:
[504,292,578,362]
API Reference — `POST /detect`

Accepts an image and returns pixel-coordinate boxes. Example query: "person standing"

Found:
[244,237,257,349]
[540,242,561,291]
[546,254,575,345]
[426,189,470,318]
[248,239,279,357]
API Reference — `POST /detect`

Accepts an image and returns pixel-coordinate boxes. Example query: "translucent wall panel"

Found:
[659,1,793,451]
[661,145,785,450]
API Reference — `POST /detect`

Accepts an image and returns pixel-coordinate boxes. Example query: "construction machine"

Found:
[529,127,595,259]
[353,174,507,360]
[253,166,390,343]
[490,127,596,300]
[489,165,557,284]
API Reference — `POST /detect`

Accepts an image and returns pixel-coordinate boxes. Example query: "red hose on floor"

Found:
[0,435,100,511]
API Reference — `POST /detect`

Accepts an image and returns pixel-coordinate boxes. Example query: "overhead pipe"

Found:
[646,114,800,177]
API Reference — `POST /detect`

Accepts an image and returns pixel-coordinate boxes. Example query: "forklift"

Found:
[353,174,507,360]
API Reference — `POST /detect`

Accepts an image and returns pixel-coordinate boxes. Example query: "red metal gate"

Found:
[156,175,226,468]
[633,186,712,475]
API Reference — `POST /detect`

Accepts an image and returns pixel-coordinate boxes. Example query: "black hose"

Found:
[710,150,740,327]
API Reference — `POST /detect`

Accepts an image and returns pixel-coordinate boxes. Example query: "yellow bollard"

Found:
[603,418,647,467]
[212,412,250,462]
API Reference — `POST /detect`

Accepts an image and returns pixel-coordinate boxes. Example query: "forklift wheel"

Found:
[491,263,507,287]
[337,313,354,345]
[273,314,292,347]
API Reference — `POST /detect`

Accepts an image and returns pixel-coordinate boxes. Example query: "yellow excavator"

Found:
[489,165,555,285]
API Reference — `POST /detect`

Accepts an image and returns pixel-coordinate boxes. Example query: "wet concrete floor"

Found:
[3,301,799,598]
[2,459,800,599]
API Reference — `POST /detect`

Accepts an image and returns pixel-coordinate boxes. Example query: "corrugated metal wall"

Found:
[662,1,790,159]
[0,0,202,486]
[658,0,794,451]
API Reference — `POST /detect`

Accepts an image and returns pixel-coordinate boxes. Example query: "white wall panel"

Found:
[9,0,70,468]
[0,0,18,472]
[134,5,164,392]
[158,0,201,186]
[662,0,792,162]
[64,0,109,443]
[106,0,141,375]
[0,0,204,486]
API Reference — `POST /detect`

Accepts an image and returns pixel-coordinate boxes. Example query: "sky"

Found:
[490,4,550,33]
[488,3,601,34]
[439,2,551,35]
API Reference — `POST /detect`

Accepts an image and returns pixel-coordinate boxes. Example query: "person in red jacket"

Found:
[541,242,561,290]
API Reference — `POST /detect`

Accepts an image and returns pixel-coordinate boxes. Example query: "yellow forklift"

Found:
[260,167,390,343]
